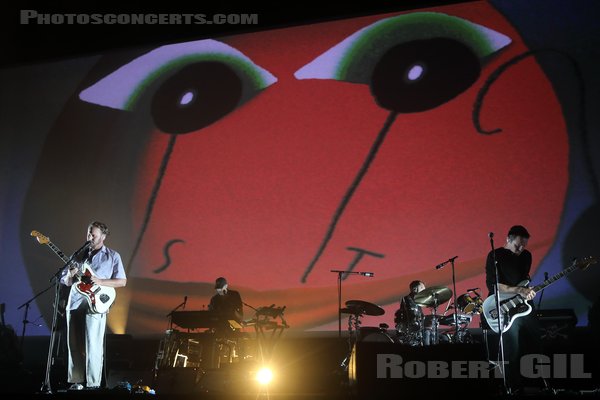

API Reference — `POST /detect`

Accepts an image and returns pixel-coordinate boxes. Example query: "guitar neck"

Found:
[533,261,579,292]
[45,241,70,264]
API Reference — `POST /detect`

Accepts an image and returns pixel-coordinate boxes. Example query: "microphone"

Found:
[74,240,92,256]
[435,256,458,270]
[488,232,494,238]
[183,296,188,310]
[360,272,375,277]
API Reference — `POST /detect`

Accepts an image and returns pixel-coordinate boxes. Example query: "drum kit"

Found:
[340,287,484,350]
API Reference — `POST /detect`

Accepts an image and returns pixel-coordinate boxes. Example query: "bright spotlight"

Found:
[256,367,273,385]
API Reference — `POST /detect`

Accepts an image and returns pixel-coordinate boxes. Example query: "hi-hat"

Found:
[343,300,385,316]
[413,286,452,307]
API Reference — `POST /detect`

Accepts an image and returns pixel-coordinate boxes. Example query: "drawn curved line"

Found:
[301,111,398,283]
[127,134,178,274]
[473,48,595,198]
[153,238,185,273]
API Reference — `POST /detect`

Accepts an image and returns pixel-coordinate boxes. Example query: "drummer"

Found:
[395,280,432,346]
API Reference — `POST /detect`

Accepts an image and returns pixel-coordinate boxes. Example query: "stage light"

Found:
[256,367,273,385]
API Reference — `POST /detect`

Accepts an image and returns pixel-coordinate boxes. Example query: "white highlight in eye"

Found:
[179,90,196,106]
[407,64,424,81]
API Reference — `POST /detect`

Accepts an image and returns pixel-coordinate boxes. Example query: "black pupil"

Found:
[151,61,243,134]
[370,38,481,113]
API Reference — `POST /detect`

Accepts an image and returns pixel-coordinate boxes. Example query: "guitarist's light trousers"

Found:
[66,309,106,387]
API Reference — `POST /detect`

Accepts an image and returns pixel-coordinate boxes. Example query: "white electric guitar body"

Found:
[482,256,596,333]
[31,230,116,314]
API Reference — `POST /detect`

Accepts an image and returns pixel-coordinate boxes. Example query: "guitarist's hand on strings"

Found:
[90,275,104,285]
[68,266,79,278]
[516,286,536,301]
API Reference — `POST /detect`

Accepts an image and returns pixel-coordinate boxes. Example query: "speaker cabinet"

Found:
[349,342,496,397]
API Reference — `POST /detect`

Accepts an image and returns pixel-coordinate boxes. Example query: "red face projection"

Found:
[22,2,568,334]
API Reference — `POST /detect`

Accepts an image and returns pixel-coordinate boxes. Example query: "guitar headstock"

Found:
[574,256,598,270]
[30,230,50,245]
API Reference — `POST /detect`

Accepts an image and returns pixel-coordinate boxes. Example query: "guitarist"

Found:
[60,221,127,390]
[484,225,543,393]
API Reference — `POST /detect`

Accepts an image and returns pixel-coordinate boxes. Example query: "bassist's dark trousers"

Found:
[485,311,543,391]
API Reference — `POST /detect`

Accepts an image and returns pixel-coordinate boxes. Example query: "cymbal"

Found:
[413,286,452,307]
[344,300,385,316]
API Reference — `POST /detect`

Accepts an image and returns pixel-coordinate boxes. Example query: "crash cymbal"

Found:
[344,300,385,316]
[413,286,452,307]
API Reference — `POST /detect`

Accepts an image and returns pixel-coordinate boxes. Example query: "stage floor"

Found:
[2,328,599,399]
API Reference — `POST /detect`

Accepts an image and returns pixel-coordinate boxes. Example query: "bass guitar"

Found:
[482,255,596,333]
[31,230,116,314]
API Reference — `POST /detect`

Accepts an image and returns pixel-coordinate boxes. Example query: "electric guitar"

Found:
[31,230,116,314]
[482,255,596,333]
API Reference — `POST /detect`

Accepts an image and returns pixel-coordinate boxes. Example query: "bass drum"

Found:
[362,331,395,343]
[360,327,394,343]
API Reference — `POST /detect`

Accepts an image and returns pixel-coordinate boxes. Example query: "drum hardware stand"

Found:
[340,311,362,370]
[488,232,510,395]
[430,295,440,345]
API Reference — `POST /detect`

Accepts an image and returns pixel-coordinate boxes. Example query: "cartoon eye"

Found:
[79,39,277,134]
[294,12,511,113]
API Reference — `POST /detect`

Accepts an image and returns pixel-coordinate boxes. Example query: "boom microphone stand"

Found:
[40,243,87,394]
[449,257,459,342]
[17,283,54,352]
[331,270,374,338]
[40,266,68,394]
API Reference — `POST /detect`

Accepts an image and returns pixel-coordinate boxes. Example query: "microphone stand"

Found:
[40,258,75,394]
[166,297,187,330]
[449,257,459,343]
[17,283,54,353]
[489,234,509,394]
[435,256,459,342]
[330,270,374,338]
[537,272,549,309]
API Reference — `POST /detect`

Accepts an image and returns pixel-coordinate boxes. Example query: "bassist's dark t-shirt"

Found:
[485,247,532,296]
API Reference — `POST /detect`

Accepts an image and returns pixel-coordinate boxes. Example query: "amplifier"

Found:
[535,308,577,340]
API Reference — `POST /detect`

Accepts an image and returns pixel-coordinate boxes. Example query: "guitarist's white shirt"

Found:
[60,245,126,311]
